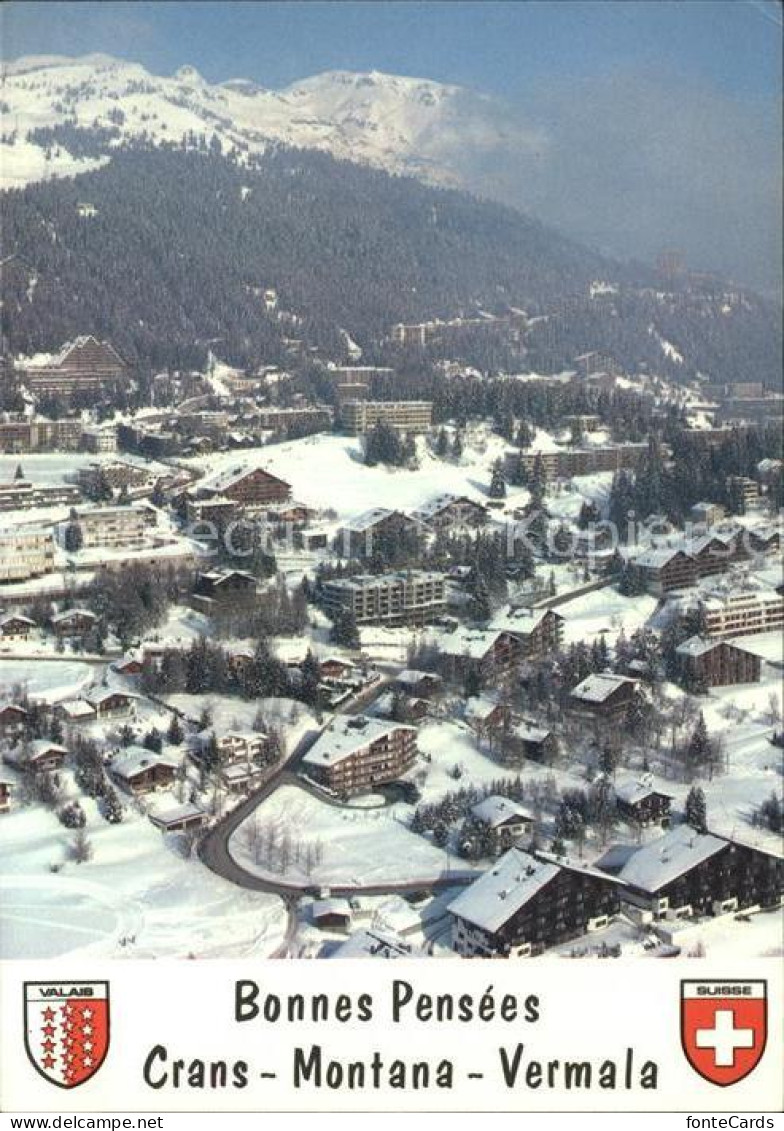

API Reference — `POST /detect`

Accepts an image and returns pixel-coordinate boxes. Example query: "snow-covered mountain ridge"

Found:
[1,53,533,190]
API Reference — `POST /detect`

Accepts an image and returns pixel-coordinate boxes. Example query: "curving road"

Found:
[197,723,475,955]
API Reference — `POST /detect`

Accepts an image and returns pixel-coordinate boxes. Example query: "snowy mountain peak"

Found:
[0,53,517,191]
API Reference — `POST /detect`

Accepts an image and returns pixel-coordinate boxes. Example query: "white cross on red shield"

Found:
[681,979,766,1087]
[24,982,110,1088]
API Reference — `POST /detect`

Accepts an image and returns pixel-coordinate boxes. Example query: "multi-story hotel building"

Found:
[302,716,418,796]
[71,507,148,551]
[22,336,127,398]
[698,587,784,640]
[0,528,55,583]
[0,480,81,512]
[341,400,433,435]
[0,417,84,454]
[322,570,447,626]
[503,443,648,483]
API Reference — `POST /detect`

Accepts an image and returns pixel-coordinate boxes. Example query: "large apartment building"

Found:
[322,570,447,626]
[0,417,84,454]
[22,336,127,398]
[342,400,433,435]
[698,587,784,640]
[0,528,55,583]
[0,480,81,512]
[302,716,418,796]
[503,443,648,483]
[70,507,148,551]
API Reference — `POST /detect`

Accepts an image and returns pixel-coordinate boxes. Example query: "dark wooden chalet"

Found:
[0,614,36,641]
[4,740,68,774]
[468,795,535,857]
[0,703,28,737]
[614,778,673,828]
[110,747,178,795]
[394,669,443,698]
[568,673,640,723]
[51,608,98,638]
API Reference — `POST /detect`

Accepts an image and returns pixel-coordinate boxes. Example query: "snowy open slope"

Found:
[186,430,511,521]
[0,800,287,959]
[1,54,529,190]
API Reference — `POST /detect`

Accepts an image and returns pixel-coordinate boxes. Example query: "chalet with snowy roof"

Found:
[149,803,208,834]
[86,689,136,719]
[337,508,423,559]
[675,636,762,688]
[464,695,510,739]
[506,718,558,764]
[633,547,697,594]
[4,739,68,774]
[610,825,783,919]
[51,608,98,639]
[312,898,353,933]
[0,702,28,737]
[110,747,179,795]
[320,657,357,681]
[0,614,36,641]
[192,569,257,612]
[469,795,535,856]
[613,778,673,829]
[394,669,443,698]
[54,699,97,725]
[448,846,620,958]
[568,673,640,724]
[412,494,488,530]
[24,336,127,398]
[0,776,12,813]
[302,716,417,796]
[198,464,291,509]
[490,606,565,660]
[438,629,524,683]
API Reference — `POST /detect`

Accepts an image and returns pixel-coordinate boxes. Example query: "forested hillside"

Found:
[1,143,780,384]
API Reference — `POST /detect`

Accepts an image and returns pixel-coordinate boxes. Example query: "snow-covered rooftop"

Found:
[110,746,179,781]
[471,795,534,830]
[302,716,415,768]
[617,825,727,892]
[447,846,559,932]
[570,673,637,704]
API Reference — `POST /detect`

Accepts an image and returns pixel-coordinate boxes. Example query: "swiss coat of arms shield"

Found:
[681,979,767,1087]
[24,981,110,1088]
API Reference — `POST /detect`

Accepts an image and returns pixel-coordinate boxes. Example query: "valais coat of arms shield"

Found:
[24,982,110,1088]
[681,980,767,1087]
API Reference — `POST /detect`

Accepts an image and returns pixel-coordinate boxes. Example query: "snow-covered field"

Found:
[186,432,504,522]
[230,782,464,887]
[0,452,169,485]
[558,586,659,646]
[0,799,287,960]
[0,659,95,703]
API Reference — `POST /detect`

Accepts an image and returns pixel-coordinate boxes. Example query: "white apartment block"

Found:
[322,570,446,626]
[74,507,148,550]
[700,588,784,639]
[0,528,55,582]
[342,400,433,435]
